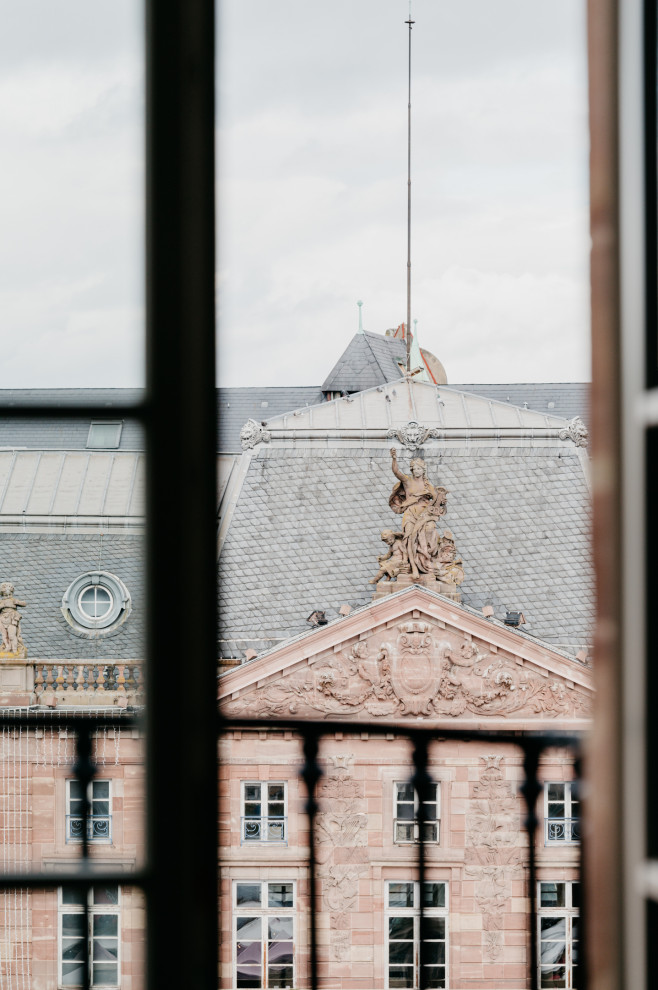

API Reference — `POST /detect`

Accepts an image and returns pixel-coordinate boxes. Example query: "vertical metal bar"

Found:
[520,742,541,990]
[73,726,94,990]
[301,733,322,990]
[412,735,429,990]
[144,1,218,989]
[573,751,586,990]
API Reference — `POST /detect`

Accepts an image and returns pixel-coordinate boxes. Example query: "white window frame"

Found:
[66,779,112,843]
[385,880,448,989]
[86,421,123,449]
[241,781,287,844]
[544,782,580,844]
[393,781,440,844]
[537,881,579,989]
[233,880,295,989]
[58,885,121,988]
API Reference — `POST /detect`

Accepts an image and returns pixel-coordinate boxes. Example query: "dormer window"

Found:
[87,422,123,449]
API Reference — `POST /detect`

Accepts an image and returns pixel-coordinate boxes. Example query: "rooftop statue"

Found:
[370,449,464,591]
[0,582,27,659]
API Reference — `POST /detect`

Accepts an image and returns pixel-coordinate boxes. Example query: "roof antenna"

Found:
[357,299,364,334]
[405,1,415,373]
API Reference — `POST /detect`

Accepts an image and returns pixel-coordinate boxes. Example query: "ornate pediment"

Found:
[219,592,592,725]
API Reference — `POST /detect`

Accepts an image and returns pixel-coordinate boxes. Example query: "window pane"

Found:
[422,917,445,940]
[425,942,446,965]
[237,884,262,907]
[268,917,293,940]
[268,966,293,987]
[268,884,293,908]
[62,914,85,937]
[389,917,414,940]
[389,883,414,907]
[541,969,566,988]
[268,941,293,963]
[541,917,566,940]
[389,941,414,964]
[397,804,415,821]
[93,781,110,799]
[236,942,261,965]
[93,938,119,961]
[62,962,85,986]
[389,966,414,987]
[62,887,86,906]
[571,883,581,908]
[268,784,284,802]
[93,914,118,937]
[395,823,414,842]
[236,969,261,989]
[244,784,261,802]
[62,937,86,960]
[92,886,119,906]
[425,966,446,988]
[396,782,414,802]
[540,883,565,908]
[548,783,565,802]
[423,883,445,908]
[93,963,119,986]
[237,917,262,939]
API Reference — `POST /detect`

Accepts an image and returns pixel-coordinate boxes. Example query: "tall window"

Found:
[544,782,580,843]
[241,782,286,843]
[394,782,440,843]
[386,881,448,989]
[59,885,120,987]
[538,881,579,989]
[66,779,112,842]
[234,881,294,988]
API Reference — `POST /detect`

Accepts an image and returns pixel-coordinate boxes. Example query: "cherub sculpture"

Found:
[369,529,408,585]
[0,582,26,656]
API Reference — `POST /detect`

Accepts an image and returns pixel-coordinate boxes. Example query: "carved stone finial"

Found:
[387,420,439,449]
[558,416,588,448]
[239,418,271,450]
[0,582,27,659]
[370,449,464,593]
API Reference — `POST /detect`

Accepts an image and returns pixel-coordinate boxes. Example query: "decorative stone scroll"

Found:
[558,416,588,448]
[222,620,593,722]
[239,418,271,450]
[465,756,523,960]
[386,420,441,449]
[0,583,27,659]
[370,449,464,590]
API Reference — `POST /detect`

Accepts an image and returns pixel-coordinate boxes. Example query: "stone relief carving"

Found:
[558,416,589,448]
[465,756,523,961]
[0,583,27,659]
[386,420,441,449]
[315,756,368,963]
[370,450,464,588]
[222,620,592,722]
[239,418,272,450]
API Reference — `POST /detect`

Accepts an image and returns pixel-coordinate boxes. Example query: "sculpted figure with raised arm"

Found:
[370,449,463,588]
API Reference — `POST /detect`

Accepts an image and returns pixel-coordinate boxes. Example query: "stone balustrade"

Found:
[32,662,144,702]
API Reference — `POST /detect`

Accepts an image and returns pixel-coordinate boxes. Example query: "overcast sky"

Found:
[0,0,590,388]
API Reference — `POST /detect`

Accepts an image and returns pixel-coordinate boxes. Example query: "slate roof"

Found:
[454,383,589,424]
[0,534,144,660]
[0,382,588,452]
[321,332,407,392]
[218,446,593,657]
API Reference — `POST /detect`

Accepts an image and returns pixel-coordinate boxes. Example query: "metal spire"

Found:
[357,299,364,333]
[405,2,414,373]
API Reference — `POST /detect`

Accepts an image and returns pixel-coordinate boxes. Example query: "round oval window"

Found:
[78,586,113,620]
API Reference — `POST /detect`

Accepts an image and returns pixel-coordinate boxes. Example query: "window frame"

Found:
[233,880,296,989]
[66,779,112,845]
[86,422,123,450]
[385,880,448,990]
[240,781,287,845]
[537,880,579,989]
[544,782,580,844]
[393,780,440,844]
[58,885,121,988]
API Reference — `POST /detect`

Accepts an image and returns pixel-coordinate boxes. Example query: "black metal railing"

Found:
[66,814,112,843]
[221,715,586,990]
